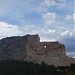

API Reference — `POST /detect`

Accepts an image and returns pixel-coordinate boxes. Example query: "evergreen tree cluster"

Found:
[0,60,75,75]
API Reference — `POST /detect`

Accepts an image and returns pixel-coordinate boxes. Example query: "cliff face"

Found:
[0,34,75,66]
[0,36,27,60]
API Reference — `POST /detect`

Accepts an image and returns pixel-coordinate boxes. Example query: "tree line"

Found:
[0,60,75,75]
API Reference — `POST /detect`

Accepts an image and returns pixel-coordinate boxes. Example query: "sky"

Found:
[0,0,75,58]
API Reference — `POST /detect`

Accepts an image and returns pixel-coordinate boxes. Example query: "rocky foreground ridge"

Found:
[0,34,75,66]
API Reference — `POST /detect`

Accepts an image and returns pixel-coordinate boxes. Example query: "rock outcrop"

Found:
[0,34,75,66]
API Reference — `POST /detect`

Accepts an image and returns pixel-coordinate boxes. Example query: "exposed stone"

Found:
[0,34,75,66]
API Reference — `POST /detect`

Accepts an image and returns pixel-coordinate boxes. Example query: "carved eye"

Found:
[44,45,47,48]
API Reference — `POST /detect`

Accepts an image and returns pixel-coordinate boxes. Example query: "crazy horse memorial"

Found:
[0,34,75,66]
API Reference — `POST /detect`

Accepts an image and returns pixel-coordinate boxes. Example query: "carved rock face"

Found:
[0,34,75,66]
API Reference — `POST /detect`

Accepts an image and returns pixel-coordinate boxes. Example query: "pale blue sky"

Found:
[0,0,74,57]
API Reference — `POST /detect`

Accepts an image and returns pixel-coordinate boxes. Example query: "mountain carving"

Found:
[0,34,75,66]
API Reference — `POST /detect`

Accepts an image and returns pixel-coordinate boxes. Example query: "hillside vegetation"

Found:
[0,60,75,75]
